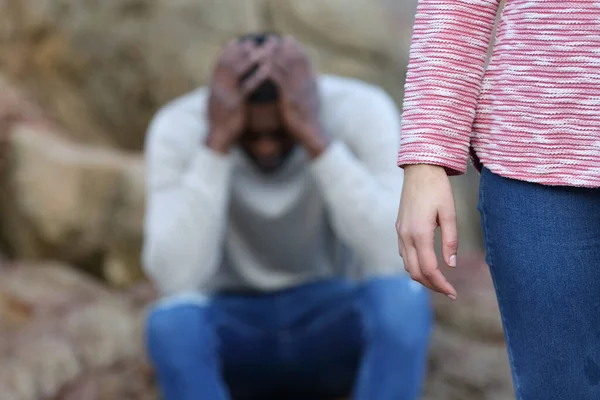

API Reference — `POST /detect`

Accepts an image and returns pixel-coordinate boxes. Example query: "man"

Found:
[142,33,431,400]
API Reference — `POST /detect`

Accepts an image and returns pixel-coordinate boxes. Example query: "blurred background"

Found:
[0,0,511,399]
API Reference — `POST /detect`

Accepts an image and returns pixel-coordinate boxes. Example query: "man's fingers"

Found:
[218,39,241,64]
[236,36,281,82]
[268,58,290,91]
[439,205,459,268]
[414,233,457,300]
[261,36,279,55]
[240,62,270,95]
[270,37,293,70]
[233,49,267,77]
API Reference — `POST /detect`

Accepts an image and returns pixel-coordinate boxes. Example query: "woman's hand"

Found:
[396,164,459,300]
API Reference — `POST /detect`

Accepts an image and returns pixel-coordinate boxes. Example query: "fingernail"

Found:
[448,294,457,301]
[449,255,457,268]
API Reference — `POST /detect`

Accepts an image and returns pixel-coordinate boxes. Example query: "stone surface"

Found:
[0,0,417,151]
[0,261,158,400]
[0,74,49,175]
[0,257,512,400]
[423,253,514,400]
[0,122,146,287]
[0,0,484,286]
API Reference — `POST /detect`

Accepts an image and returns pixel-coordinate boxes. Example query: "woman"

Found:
[395,1,600,399]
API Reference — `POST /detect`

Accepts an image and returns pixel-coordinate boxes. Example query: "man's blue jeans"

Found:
[145,275,432,399]
[479,167,600,400]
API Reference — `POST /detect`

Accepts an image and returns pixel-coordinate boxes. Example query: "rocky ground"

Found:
[423,253,513,400]
[0,254,513,400]
[0,75,145,288]
[0,260,159,400]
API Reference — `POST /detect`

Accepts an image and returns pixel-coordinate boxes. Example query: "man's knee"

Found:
[360,275,432,350]
[145,294,215,368]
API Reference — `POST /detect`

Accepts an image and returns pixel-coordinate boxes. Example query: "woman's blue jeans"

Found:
[479,167,600,399]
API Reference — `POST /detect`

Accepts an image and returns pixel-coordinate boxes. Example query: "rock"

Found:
[425,327,513,399]
[0,0,418,151]
[0,0,482,287]
[51,361,158,400]
[0,123,146,287]
[424,253,514,400]
[450,166,485,253]
[0,0,269,150]
[0,261,158,400]
[103,159,146,287]
[267,0,424,101]
[0,257,512,400]
[0,73,50,177]
[433,253,505,341]
[0,0,481,285]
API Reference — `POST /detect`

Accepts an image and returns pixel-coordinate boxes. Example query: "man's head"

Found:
[236,33,297,173]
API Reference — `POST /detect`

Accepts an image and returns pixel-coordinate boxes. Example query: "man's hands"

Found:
[267,38,329,158]
[206,40,271,153]
[396,164,459,300]
[206,36,328,157]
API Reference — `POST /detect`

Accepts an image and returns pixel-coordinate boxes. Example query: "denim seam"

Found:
[290,302,359,341]
[479,170,523,398]
[217,310,271,338]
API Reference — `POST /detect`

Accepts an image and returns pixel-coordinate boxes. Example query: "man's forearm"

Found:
[143,146,232,294]
[310,141,402,271]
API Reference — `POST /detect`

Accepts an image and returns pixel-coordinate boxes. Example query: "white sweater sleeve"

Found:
[142,102,233,295]
[311,85,405,276]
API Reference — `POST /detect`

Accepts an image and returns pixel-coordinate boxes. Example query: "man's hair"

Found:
[238,32,280,104]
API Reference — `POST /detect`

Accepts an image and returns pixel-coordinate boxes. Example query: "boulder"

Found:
[0,261,158,400]
[0,0,485,285]
[423,253,514,400]
[266,0,417,101]
[0,73,50,175]
[0,123,146,287]
[0,0,417,151]
[0,257,512,400]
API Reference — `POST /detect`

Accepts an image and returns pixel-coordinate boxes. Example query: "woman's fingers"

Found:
[439,195,459,269]
[414,232,457,300]
[401,235,436,292]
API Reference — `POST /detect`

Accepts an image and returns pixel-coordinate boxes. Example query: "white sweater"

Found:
[142,74,405,295]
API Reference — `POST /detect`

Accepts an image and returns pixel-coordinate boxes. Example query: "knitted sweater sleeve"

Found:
[397,0,502,175]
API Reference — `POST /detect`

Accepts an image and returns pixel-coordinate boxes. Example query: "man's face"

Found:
[238,102,296,173]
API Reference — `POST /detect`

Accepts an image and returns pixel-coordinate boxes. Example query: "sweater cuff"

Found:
[183,145,233,189]
[397,141,470,176]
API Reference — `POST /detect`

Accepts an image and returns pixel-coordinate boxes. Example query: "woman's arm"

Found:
[397,0,502,174]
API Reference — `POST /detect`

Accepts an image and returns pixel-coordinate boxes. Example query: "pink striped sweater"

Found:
[397,0,600,188]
